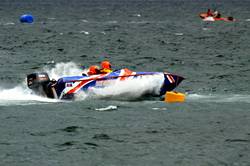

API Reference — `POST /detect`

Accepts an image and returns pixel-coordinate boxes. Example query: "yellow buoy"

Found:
[164,91,185,103]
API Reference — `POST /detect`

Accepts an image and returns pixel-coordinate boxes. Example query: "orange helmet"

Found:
[101,61,111,69]
[88,65,99,75]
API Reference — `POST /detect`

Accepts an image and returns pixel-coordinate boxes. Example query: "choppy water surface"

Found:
[0,0,250,165]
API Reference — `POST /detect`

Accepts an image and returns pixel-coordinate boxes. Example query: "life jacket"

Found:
[100,68,112,74]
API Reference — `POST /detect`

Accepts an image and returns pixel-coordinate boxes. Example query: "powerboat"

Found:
[27,68,184,100]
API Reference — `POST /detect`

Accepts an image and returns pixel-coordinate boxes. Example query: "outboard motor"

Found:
[27,72,56,98]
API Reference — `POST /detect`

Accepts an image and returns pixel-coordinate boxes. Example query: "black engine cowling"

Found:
[27,72,56,98]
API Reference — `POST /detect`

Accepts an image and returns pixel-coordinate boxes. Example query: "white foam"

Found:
[0,62,82,106]
[87,74,164,100]
[95,105,117,111]
[3,22,15,25]
[81,19,88,23]
[106,21,118,24]
[43,62,83,80]
[48,17,56,20]
[0,86,58,106]
[152,107,167,111]
[80,31,89,35]
[202,28,210,31]
[74,91,88,101]
[135,14,141,17]
[186,94,250,103]
[174,33,183,36]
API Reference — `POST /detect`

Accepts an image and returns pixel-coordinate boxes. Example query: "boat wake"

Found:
[0,86,58,106]
[1,86,250,106]
[0,62,82,106]
[186,94,250,103]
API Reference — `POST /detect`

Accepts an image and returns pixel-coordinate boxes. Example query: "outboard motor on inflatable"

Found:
[27,72,56,98]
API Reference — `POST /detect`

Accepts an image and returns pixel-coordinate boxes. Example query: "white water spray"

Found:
[87,74,164,100]
[0,86,58,106]
[186,94,250,103]
[0,62,82,106]
[43,62,83,80]
[43,62,166,101]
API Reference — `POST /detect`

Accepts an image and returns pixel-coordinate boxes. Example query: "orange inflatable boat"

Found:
[199,12,235,22]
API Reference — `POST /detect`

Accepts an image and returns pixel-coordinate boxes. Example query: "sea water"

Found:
[0,0,250,165]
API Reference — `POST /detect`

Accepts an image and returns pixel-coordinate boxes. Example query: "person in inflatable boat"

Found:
[207,9,213,16]
[212,10,221,18]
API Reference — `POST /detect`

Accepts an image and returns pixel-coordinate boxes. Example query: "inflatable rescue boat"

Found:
[199,13,235,22]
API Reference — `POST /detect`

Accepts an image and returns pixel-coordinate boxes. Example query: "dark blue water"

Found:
[0,1,250,165]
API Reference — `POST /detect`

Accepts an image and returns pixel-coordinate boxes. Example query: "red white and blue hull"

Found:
[54,69,184,99]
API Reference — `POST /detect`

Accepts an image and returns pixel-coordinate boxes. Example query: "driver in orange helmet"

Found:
[100,60,113,74]
[87,65,100,75]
